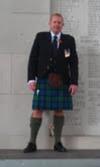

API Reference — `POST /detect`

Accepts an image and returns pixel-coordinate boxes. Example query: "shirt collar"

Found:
[50,31,61,40]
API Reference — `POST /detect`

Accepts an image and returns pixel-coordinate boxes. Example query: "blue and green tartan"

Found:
[32,78,73,111]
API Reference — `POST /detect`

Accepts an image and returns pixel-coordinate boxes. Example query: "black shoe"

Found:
[54,142,67,152]
[24,142,37,153]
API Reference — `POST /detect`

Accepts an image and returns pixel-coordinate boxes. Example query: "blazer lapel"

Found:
[46,32,53,56]
[59,33,65,50]
[47,32,52,44]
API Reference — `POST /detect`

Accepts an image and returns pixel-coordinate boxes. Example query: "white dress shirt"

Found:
[50,31,61,48]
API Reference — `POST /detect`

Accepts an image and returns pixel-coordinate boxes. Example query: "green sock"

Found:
[30,117,42,144]
[53,115,64,144]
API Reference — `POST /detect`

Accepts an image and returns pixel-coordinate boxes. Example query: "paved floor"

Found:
[0,149,100,159]
[0,159,100,167]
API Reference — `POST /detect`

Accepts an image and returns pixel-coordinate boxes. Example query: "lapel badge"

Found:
[64,48,70,58]
[59,39,63,44]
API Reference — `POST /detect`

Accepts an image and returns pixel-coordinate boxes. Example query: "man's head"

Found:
[49,13,64,34]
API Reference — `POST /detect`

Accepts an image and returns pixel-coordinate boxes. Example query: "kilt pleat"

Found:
[32,78,73,111]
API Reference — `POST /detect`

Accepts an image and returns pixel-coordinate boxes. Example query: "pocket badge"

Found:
[36,89,40,95]
[64,49,70,58]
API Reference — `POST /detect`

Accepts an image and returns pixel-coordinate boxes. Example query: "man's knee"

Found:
[54,110,64,116]
[32,109,43,118]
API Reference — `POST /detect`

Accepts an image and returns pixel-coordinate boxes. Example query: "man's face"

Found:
[49,16,64,34]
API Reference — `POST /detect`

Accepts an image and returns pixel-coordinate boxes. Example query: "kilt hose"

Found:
[32,78,73,111]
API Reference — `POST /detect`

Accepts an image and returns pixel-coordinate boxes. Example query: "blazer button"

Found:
[50,58,52,61]
[46,65,50,70]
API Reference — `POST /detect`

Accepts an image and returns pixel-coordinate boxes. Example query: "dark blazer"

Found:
[28,32,79,85]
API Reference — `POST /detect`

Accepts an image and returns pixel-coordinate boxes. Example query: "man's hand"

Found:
[68,84,78,95]
[28,81,37,91]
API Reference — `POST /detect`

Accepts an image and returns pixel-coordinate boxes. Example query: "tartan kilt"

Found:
[32,78,73,111]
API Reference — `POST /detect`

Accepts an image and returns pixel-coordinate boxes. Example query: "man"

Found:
[24,13,78,153]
